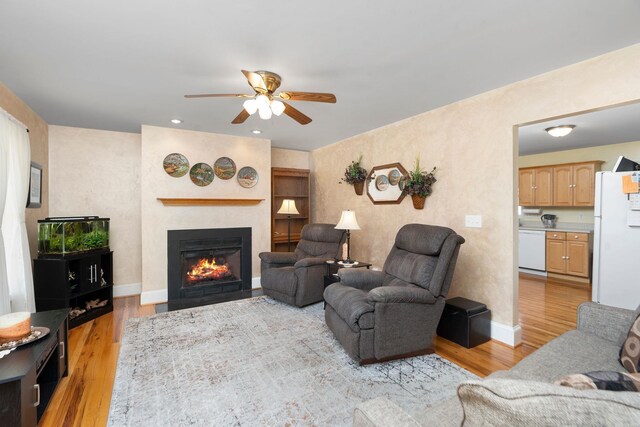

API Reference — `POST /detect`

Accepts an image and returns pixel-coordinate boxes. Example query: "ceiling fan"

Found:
[185,70,336,125]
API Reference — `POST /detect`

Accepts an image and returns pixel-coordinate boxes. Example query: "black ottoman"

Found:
[437,297,491,348]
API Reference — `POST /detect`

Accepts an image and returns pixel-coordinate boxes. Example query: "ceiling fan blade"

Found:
[241,70,267,92]
[231,109,250,124]
[283,102,312,125]
[277,92,337,103]
[184,93,251,99]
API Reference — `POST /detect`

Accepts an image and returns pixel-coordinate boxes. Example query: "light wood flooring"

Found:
[39,273,590,426]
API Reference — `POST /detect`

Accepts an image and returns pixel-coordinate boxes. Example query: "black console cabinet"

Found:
[34,250,113,329]
[0,309,69,426]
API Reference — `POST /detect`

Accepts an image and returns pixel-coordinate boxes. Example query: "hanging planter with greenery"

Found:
[402,157,437,209]
[339,155,368,195]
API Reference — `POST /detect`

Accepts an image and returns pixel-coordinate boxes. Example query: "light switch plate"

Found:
[465,215,482,228]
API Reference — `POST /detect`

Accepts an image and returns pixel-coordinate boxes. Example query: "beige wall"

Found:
[48,126,142,287]
[0,82,49,259]
[140,126,271,300]
[271,147,310,169]
[311,43,640,330]
[519,140,640,224]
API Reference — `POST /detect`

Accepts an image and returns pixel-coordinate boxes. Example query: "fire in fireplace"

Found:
[186,257,232,285]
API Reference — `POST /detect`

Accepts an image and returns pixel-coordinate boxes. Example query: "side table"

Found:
[0,309,69,426]
[323,260,372,309]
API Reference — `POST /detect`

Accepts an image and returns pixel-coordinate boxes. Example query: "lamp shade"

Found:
[335,210,360,230]
[277,199,299,215]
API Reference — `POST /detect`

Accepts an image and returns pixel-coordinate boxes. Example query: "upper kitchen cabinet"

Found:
[518,166,553,206]
[519,161,602,207]
[552,161,603,207]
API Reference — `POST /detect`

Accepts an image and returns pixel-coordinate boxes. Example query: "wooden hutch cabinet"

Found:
[271,167,310,252]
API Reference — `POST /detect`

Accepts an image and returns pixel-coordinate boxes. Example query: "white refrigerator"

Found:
[592,171,640,310]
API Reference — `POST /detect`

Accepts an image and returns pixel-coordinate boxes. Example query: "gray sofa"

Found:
[259,223,345,307]
[324,224,464,364]
[353,302,640,425]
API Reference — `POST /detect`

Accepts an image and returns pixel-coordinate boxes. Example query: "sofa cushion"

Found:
[458,379,640,426]
[324,284,374,331]
[383,247,438,289]
[556,371,640,391]
[394,224,454,256]
[620,313,640,373]
[507,330,624,382]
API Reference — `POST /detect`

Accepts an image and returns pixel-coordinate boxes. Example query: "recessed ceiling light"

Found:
[545,125,575,137]
[251,130,262,134]
[170,119,183,124]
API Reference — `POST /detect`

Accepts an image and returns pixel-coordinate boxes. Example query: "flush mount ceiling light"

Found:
[251,129,262,134]
[545,125,575,137]
[170,119,183,124]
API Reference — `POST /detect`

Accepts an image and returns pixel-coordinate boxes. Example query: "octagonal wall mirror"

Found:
[366,162,408,204]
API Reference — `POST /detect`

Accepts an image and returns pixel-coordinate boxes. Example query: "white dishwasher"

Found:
[518,230,546,271]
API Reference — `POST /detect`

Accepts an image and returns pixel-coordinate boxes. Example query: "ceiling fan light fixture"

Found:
[243,99,258,115]
[170,119,183,124]
[256,94,270,110]
[545,125,576,138]
[258,106,272,120]
[271,100,285,116]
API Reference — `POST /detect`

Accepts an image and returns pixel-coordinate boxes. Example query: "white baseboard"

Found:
[140,289,168,305]
[113,282,142,297]
[490,321,522,347]
[252,277,261,289]
[518,268,547,277]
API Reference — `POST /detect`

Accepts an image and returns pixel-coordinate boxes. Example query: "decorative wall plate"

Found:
[163,153,189,177]
[214,157,237,180]
[189,163,215,186]
[237,166,258,188]
[388,169,402,186]
[375,175,390,191]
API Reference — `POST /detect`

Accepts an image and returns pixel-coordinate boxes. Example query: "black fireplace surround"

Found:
[168,227,252,310]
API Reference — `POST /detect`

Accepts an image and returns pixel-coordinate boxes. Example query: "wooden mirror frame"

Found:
[366,162,408,205]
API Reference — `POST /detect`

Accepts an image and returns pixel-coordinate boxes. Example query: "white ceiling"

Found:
[518,102,640,156]
[1,1,639,151]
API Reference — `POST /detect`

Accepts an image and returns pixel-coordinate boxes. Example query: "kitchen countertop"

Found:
[519,222,594,233]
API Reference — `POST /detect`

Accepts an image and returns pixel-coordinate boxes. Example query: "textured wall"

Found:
[140,125,271,295]
[271,147,310,169]
[311,44,640,327]
[48,125,142,286]
[519,140,640,224]
[0,81,49,260]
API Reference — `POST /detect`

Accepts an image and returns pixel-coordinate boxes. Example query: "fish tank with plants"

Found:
[38,216,110,257]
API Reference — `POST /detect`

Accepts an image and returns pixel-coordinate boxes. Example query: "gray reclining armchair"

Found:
[324,224,465,363]
[260,224,346,307]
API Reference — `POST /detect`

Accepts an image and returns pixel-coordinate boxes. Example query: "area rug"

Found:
[108,296,477,426]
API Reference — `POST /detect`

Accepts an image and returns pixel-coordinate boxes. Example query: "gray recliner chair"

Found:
[324,224,465,364]
[259,224,346,307]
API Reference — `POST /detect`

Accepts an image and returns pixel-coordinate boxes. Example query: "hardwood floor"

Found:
[39,273,590,426]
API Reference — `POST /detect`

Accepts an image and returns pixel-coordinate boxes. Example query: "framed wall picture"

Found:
[26,162,42,208]
[366,162,408,205]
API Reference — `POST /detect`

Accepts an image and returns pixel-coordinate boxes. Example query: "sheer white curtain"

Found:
[0,116,10,315]
[0,111,35,313]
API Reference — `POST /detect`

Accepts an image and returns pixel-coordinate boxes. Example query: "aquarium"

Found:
[38,217,109,256]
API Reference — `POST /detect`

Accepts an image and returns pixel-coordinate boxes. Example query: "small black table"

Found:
[323,260,372,308]
[0,309,69,426]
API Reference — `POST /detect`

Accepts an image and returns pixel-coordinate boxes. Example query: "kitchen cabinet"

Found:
[518,167,552,206]
[552,161,602,207]
[519,161,602,207]
[545,231,590,278]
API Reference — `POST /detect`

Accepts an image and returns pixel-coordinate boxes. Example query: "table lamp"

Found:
[335,210,360,263]
[277,199,299,252]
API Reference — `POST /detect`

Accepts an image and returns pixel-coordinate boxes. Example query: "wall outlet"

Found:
[465,215,482,228]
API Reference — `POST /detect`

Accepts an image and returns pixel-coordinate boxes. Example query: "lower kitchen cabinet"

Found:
[545,231,590,279]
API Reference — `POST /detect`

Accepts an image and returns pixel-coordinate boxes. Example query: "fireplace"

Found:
[168,228,251,310]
